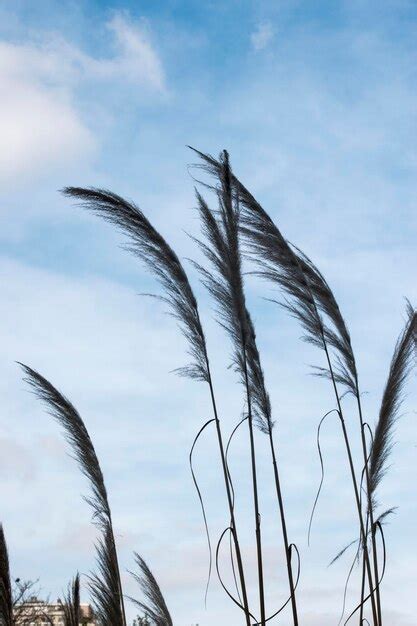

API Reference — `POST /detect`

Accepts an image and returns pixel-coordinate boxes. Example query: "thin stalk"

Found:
[359,551,366,625]
[356,391,382,626]
[206,363,251,626]
[294,269,378,625]
[359,513,370,625]
[370,519,381,626]
[268,429,299,626]
[323,343,378,626]
[242,339,266,626]
[294,255,378,624]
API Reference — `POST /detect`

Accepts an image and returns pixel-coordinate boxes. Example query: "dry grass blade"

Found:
[0,525,13,626]
[19,364,125,626]
[62,187,209,382]
[129,554,173,626]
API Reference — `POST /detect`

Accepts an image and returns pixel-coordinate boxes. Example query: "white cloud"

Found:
[0,51,94,183]
[0,13,164,183]
[105,13,165,91]
[251,22,274,51]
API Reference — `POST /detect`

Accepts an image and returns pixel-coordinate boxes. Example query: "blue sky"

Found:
[0,1,416,625]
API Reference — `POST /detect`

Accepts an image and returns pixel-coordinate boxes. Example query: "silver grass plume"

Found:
[0,525,13,626]
[192,151,300,626]
[369,307,417,511]
[19,364,125,626]
[189,147,357,397]
[62,187,209,383]
[192,149,270,626]
[61,574,80,626]
[192,152,272,434]
[129,554,173,626]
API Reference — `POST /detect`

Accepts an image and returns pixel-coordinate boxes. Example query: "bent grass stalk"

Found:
[192,153,269,625]
[192,150,306,626]
[193,160,270,624]
[19,364,173,626]
[192,148,299,626]
[62,186,252,625]
[19,364,127,626]
[196,152,379,624]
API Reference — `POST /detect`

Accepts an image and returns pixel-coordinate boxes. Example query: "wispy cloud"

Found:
[106,13,165,91]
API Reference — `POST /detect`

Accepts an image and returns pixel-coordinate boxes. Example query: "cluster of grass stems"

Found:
[1,149,415,626]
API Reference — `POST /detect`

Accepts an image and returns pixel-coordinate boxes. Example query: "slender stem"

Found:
[360,546,366,625]
[272,249,377,624]
[370,520,381,625]
[360,513,370,625]
[242,342,266,626]
[206,366,252,626]
[355,391,382,626]
[338,416,377,626]
[322,342,378,626]
[268,429,299,626]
